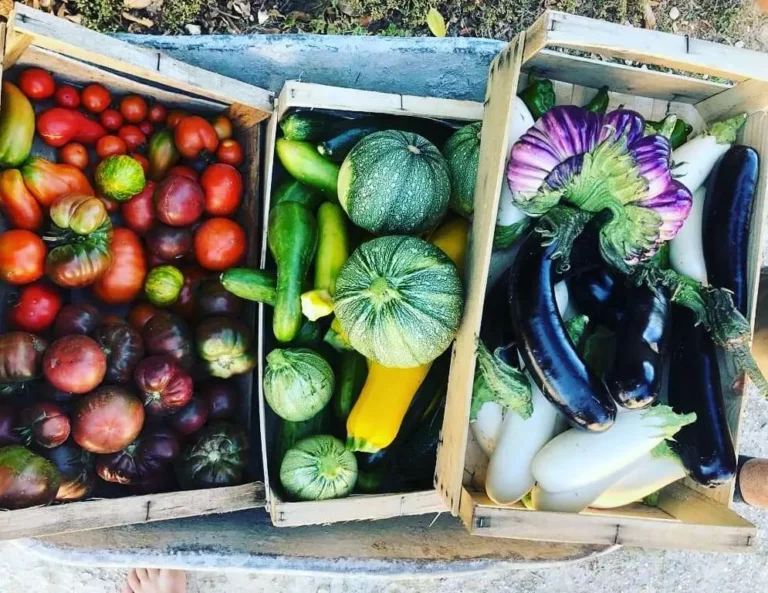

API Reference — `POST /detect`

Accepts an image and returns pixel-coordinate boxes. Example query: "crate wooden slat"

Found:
[435,10,768,550]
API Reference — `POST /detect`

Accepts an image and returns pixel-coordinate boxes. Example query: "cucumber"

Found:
[291,318,325,348]
[333,350,368,424]
[275,407,331,464]
[220,268,277,305]
[314,202,349,295]
[271,179,322,212]
[275,138,339,195]
[280,112,336,142]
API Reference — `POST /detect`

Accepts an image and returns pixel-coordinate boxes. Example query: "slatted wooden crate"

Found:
[434,11,768,551]
[0,2,273,539]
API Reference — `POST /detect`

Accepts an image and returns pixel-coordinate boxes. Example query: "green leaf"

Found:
[471,340,532,421]
[426,7,446,37]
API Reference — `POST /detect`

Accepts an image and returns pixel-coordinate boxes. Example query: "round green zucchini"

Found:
[263,348,334,422]
[444,122,481,218]
[279,435,357,501]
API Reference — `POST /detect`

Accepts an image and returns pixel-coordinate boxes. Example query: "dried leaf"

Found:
[121,11,153,27]
[642,2,657,29]
[124,0,152,9]
[64,14,82,24]
[426,7,446,37]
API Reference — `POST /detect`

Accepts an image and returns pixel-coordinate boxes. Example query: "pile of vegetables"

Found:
[224,110,472,500]
[472,75,764,512]
[0,68,253,509]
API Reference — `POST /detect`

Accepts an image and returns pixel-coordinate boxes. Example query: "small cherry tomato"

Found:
[118,125,147,152]
[19,68,55,100]
[175,116,219,159]
[0,230,46,285]
[138,120,154,136]
[211,115,233,140]
[99,108,123,131]
[96,135,127,159]
[167,165,198,181]
[147,103,167,124]
[193,218,247,271]
[120,95,148,124]
[200,164,243,217]
[216,139,244,167]
[54,84,80,109]
[82,84,112,114]
[132,153,150,175]
[9,282,62,333]
[58,143,89,169]
[166,109,189,129]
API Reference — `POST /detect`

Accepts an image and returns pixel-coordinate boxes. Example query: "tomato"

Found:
[154,175,205,227]
[9,283,62,333]
[21,157,94,208]
[81,83,111,114]
[147,103,167,124]
[96,135,127,158]
[98,193,120,214]
[167,165,198,181]
[174,116,219,159]
[0,169,44,231]
[58,142,89,169]
[73,386,145,454]
[119,95,148,124]
[99,108,123,131]
[132,153,150,175]
[138,120,154,136]
[43,334,107,394]
[146,224,192,261]
[170,265,207,319]
[166,109,188,129]
[121,180,155,234]
[200,164,243,217]
[37,108,106,147]
[194,218,246,271]
[118,125,147,152]
[128,302,159,330]
[0,230,46,285]
[216,139,244,167]
[53,304,102,338]
[211,115,233,140]
[19,402,70,449]
[93,227,148,305]
[18,68,55,100]
[54,85,80,109]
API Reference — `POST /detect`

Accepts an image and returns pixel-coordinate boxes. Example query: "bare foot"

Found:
[121,568,187,593]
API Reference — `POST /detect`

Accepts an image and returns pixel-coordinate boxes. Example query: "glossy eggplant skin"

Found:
[481,271,518,368]
[604,285,670,409]
[509,231,616,431]
[703,146,759,316]
[567,267,626,330]
[667,306,736,487]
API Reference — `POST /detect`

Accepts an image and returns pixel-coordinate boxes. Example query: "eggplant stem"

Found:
[534,206,594,273]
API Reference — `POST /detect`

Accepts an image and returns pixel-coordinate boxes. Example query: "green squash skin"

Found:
[275,138,339,195]
[337,131,450,235]
[333,235,463,368]
[145,265,184,307]
[220,268,277,306]
[275,407,331,463]
[264,348,335,422]
[271,179,322,212]
[444,122,481,218]
[280,112,335,142]
[268,202,318,342]
[95,155,146,202]
[280,435,357,501]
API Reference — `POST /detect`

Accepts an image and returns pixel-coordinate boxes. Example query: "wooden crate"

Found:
[434,11,768,552]
[259,81,482,526]
[0,3,273,540]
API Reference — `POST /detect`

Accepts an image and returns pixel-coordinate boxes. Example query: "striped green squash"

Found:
[444,122,481,218]
[337,130,450,234]
[333,235,463,368]
[280,435,357,501]
[264,348,334,422]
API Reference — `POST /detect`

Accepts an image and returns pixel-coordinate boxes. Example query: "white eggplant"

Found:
[669,186,708,284]
[530,464,633,513]
[471,401,505,457]
[496,97,533,227]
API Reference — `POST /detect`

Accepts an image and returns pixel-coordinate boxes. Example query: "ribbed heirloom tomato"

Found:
[9,282,62,333]
[92,228,147,305]
[194,218,246,271]
[0,230,46,285]
[200,163,243,216]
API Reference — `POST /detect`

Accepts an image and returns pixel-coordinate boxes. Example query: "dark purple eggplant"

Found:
[568,267,627,330]
[604,285,670,409]
[509,230,616,431]
[703,146,759,316]
[668,305,736,486]
[481,271,518,367]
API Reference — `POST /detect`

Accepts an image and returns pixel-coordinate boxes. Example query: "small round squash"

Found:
[263,348,334,422]
[280,435,357,501]
[444,122,481,218]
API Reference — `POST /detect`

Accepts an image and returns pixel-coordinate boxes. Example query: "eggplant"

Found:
[667,305,736,486]
[703,145,760,316]
[509,231,616,431]
[567,267,627,330]
[480,271,518,367]
[604,285,670,409]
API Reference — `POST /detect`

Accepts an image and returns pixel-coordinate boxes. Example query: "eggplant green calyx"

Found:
[471,340,532,421]
[709,113,747,145]
[518,75,555,120]
[564,314,589,347]
[583,86,610,114]
[534,205,593,273]
[650,440,684,465]
[493,217,531,250]
[641,404,696,439]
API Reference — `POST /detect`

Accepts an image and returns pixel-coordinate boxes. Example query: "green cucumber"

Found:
[280,112,336,142]
[275,138,339,195]
[268,202,318,342]
[275,407,331,464]
[314,202,349,296]
[272,179,322,212]
[220,268,277,305]
[333,350,368,424]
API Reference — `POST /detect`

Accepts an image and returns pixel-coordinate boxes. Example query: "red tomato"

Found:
[18,68,55,100]
[194,218,246,271]
[97,194,120,214]
[167,165,198,181]
[200,164,243,217]
[174,116,219,159]
[54,84,80,109]
[138,120,154,136]
[132,153,150,175]
[96,135,127,159]
[73,386,145,454]
[9,283,62,333]
[216,139,244,167]
[211,115,233,140]
[0,230,46,285]
[36,108,107,147]
[93,228,147,305]
[154,175,205,227]
[121,181,156,235]
[118,125,147,152]
[120,95,148,124]
[128,302,159,330]
[81,84,112,114]
[43,335,107,394]
[58,143,89,169]
[166,109,188,129]
[148,103,167,124]
[99,108,123,131]
[170,265,208,319]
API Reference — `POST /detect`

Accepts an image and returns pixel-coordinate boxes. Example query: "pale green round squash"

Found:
[337,130,450,234]
[333,235,463,368]
[444,122,481,218]
[264,348,334,422]
[280,435,357,501]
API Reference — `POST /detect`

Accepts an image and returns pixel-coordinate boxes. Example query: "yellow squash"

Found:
[346,216,470,453]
